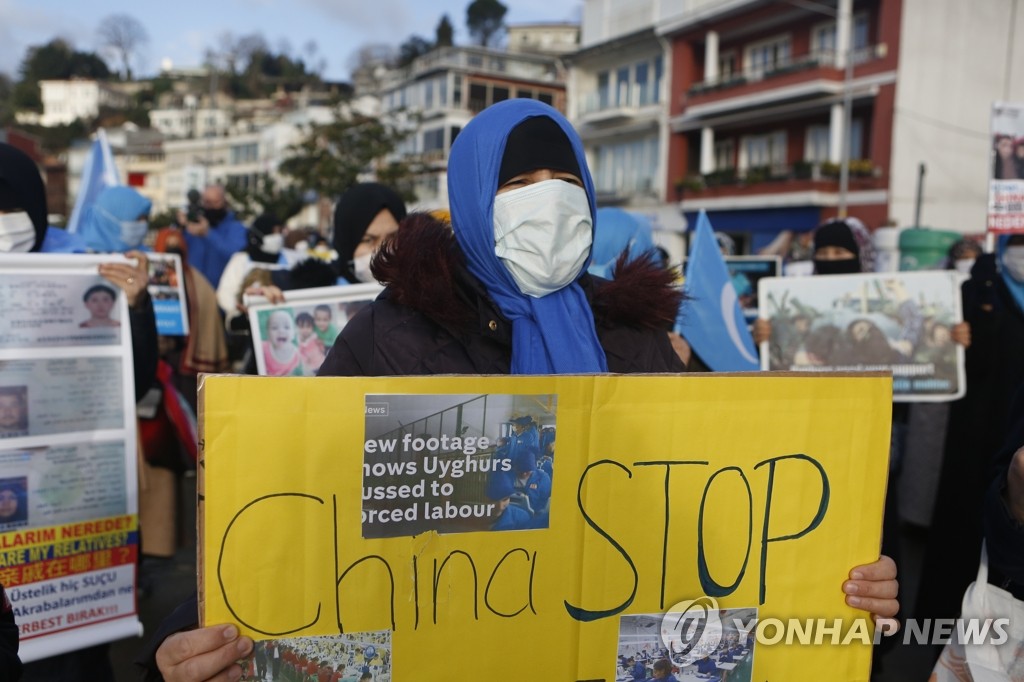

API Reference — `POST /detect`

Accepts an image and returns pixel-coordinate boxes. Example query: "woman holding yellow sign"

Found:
[148,100,899,682]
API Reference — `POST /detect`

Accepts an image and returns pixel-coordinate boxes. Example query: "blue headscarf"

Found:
[78,186,152,253]
[998,235,1024,313]
[447,99,608,375]
[588,207,657,280]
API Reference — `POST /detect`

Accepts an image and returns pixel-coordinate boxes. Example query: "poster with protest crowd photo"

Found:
[989,102,1024,233]
[245,283,382,377]
[758,271,966,401]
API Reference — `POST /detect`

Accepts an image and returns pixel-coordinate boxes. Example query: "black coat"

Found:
[320,266,684,377]
[319,213,685,377]
[916,254,1024,621]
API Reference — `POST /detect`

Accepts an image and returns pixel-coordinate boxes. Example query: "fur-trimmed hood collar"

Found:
[373,213,682,333]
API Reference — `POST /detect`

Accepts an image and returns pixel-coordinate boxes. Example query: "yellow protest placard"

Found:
[200,373,891,682]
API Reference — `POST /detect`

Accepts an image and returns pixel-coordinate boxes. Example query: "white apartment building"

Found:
[38,80,133,127]
[150,95,232,139]
[567,0,688,257]
[507,23,581,56]
[375,43,569,207]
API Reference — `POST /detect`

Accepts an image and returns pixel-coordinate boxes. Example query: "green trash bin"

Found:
[898,228,960,271]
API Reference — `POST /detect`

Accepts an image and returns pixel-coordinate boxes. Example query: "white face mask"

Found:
[119,219,148,248]
[1002,245,1024,282]
[953,258,975,275]
[493,180,592,298]
[352,251,375,283]
[261,233,284,255]
[0,211,37,253]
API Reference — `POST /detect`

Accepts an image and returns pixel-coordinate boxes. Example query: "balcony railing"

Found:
[675,159,880,194]
[688,45,881,97]
[579,84,659,116]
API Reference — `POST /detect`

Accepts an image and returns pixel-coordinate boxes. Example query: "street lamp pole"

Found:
[838,36,854,218]
[786,0,854,217]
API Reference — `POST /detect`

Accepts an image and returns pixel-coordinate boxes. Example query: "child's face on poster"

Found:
[314,310,331,332]
[268,313,295,348]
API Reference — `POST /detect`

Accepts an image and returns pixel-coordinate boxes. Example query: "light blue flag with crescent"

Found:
[675,211,760,371]
[66,128,120,233]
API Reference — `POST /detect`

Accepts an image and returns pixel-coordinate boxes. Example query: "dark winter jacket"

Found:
[0,584,22,680]
[319,214,685,377]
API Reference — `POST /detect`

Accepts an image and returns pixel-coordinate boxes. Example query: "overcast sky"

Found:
[0,0,583,81]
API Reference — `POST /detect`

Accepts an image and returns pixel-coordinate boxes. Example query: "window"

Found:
[492,86,509,103]
[452,74,462,107]
[636,61,650,105]
[449,126,461,149]
[848,118,864,159]
[741,131,787,171]
[718,51,737,81]
[468,83,487,111]
[597,71,610,109]
[805,125,830,163]
[714,139,735,170]
[538,92,553,106]
[423,128,445,153]
[745,36,791,79]
[439,77,447,106]
[424,81,434,109]
[230,143,258,165]
[591,137,659,195]
[616,66,630,107]
[653,56,663,103]
[812,14,870,62]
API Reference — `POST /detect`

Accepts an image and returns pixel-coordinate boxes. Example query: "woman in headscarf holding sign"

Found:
[146,100,900,681]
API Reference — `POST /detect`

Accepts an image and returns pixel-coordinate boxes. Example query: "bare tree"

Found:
[97,13,149,80]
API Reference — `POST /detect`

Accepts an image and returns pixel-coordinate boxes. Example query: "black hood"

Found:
[0,143,48,252]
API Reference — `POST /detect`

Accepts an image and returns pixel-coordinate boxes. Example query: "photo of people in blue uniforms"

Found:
[511,448,551,516]
[507,414,540,460]
[486,474,534,531]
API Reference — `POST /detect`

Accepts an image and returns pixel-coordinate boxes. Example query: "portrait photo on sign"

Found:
[246,283,381,377]
[0,273,124,348]
[0,475,29,530]
[362,393,556,539]
[758,271,966,401]
[0,385,29,438]
[988,103,1024,232]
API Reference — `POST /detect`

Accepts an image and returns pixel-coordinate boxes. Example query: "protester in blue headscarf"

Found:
[315,98,684,376]
[77,185,153,253]
[144,100,902,681]
[588,207,658,280]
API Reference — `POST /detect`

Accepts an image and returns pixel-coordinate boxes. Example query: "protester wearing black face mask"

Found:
[179,184,248,289]
[811,219,867,275]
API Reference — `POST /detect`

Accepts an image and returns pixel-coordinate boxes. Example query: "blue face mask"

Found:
[120,220,148,248]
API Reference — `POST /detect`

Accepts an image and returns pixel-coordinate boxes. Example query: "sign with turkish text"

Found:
[0,253,142,661]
